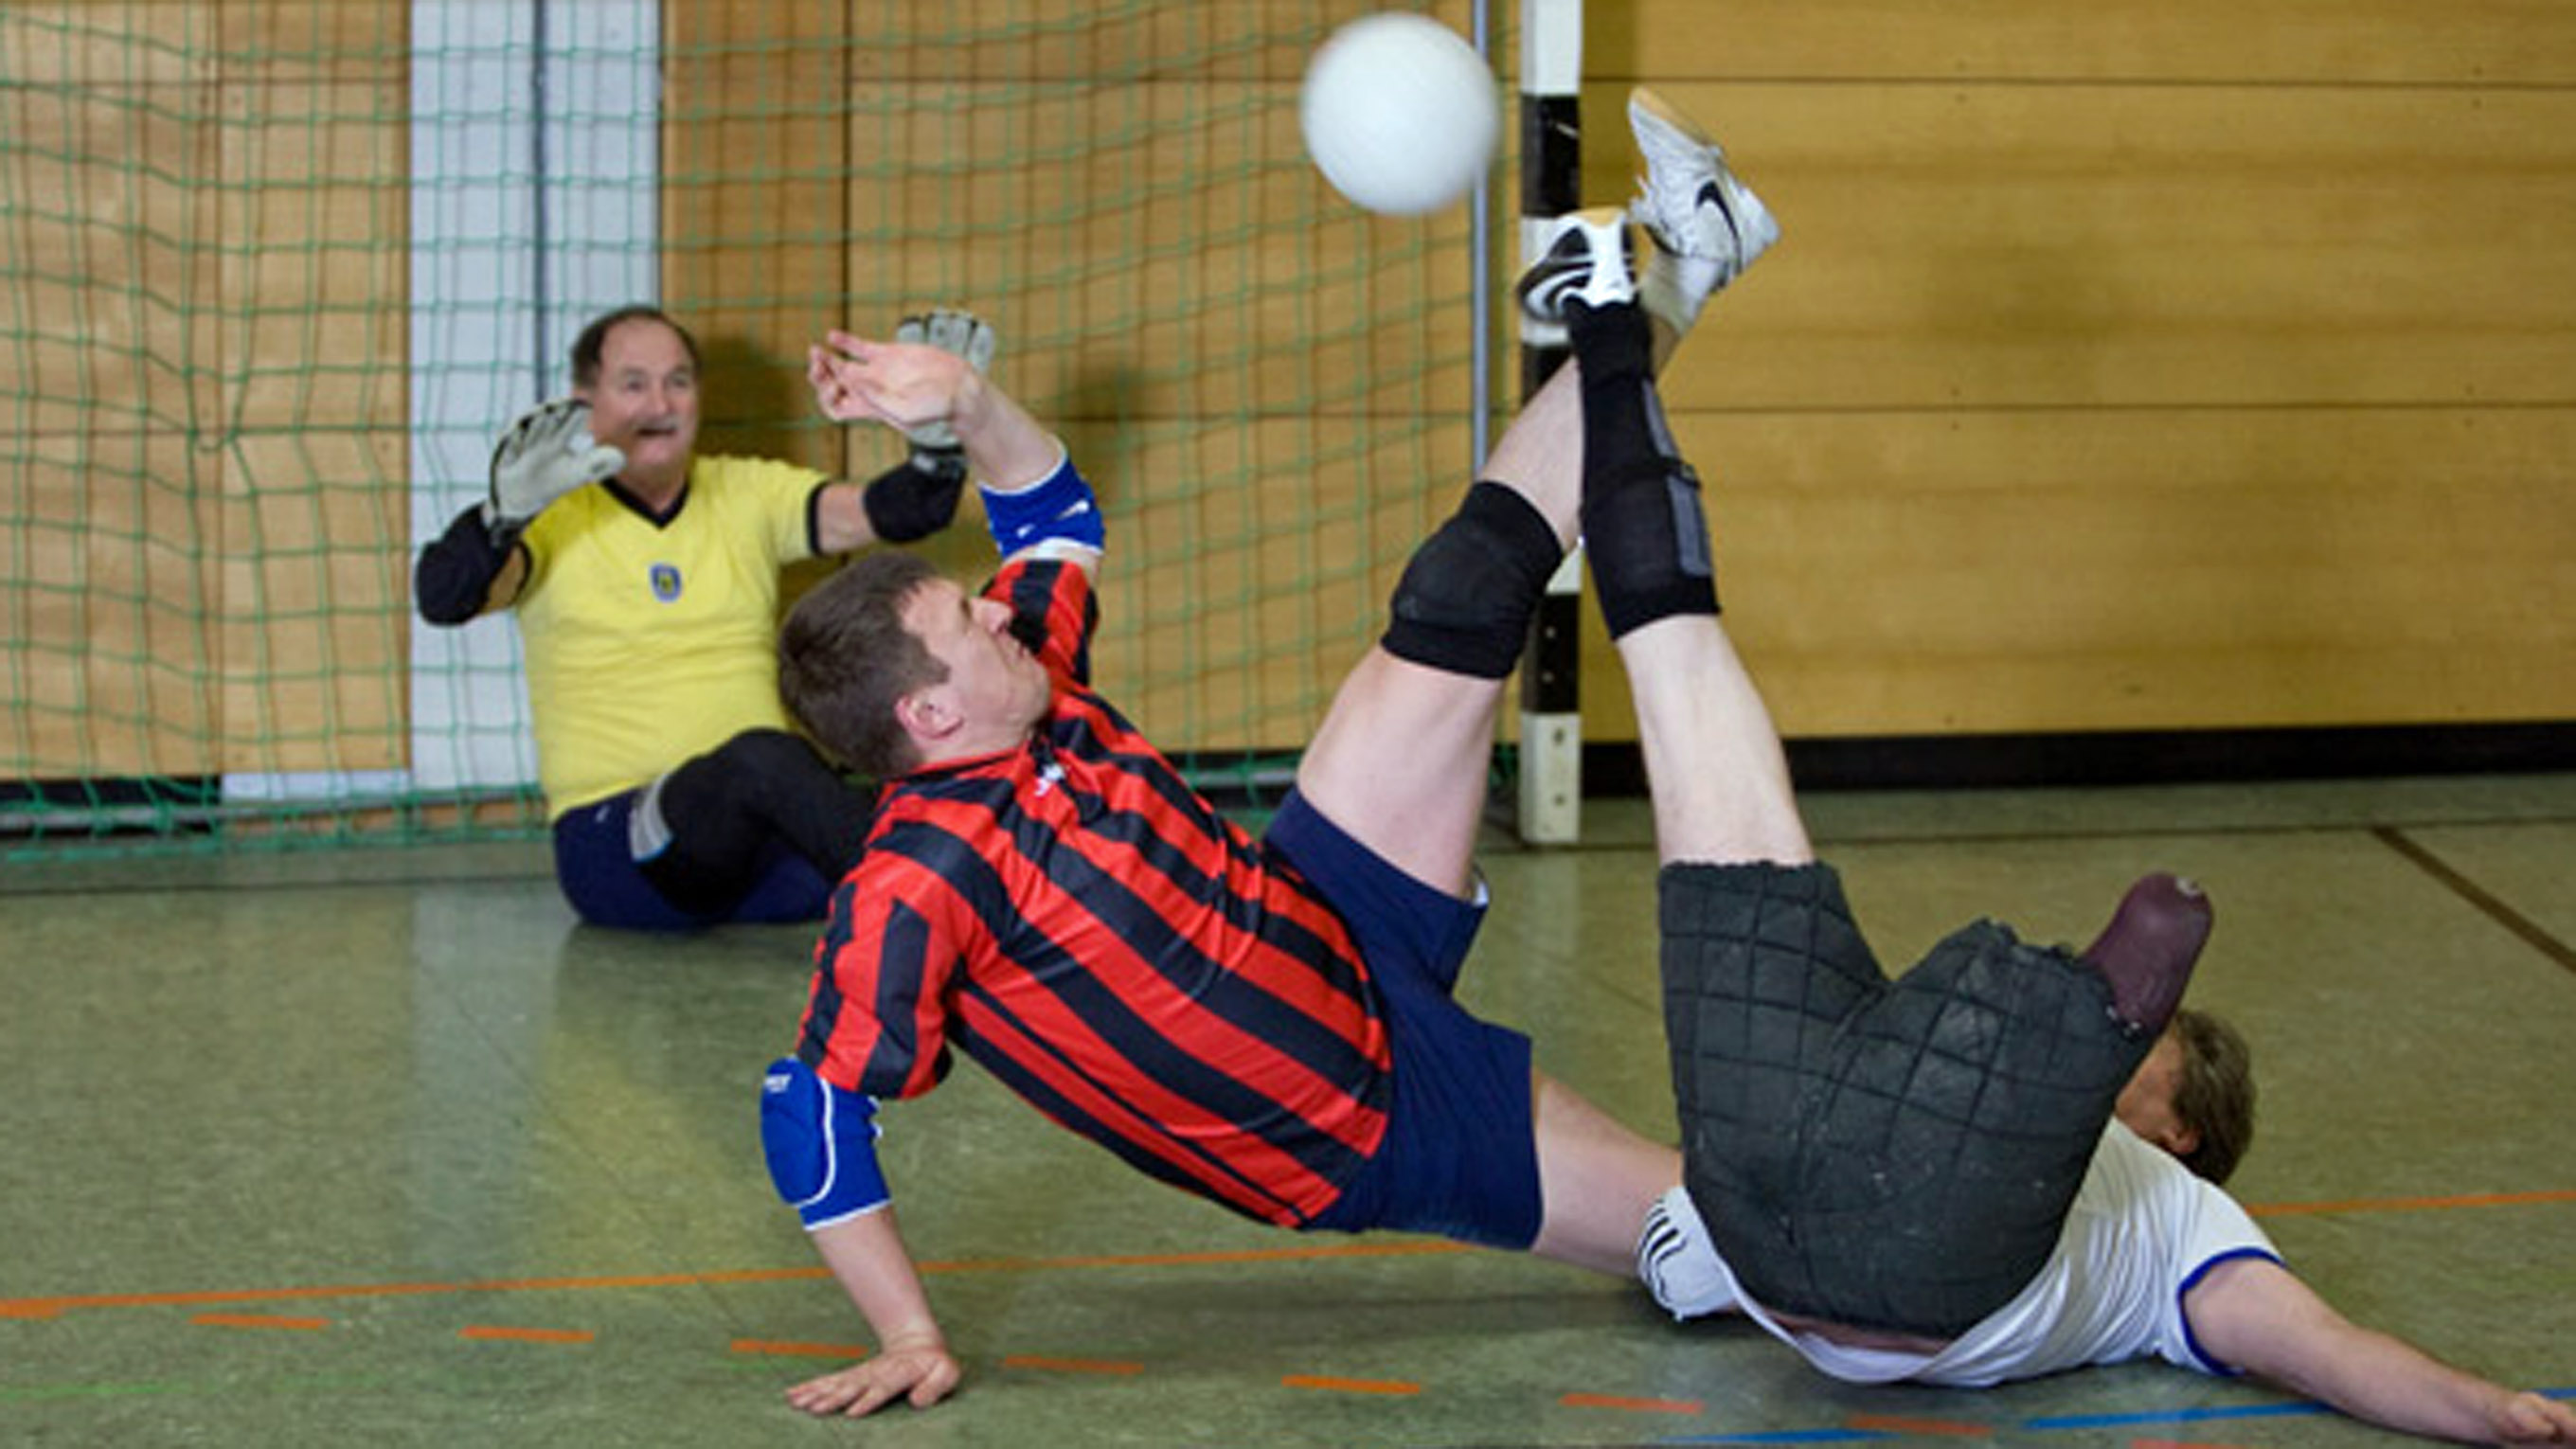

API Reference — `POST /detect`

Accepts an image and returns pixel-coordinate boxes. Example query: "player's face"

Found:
[577,318,699,490]
[2113,1029,2195,1160]
[900,577,1052,759]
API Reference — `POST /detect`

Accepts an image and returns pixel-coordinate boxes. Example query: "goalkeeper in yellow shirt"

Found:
[412,304,993,930]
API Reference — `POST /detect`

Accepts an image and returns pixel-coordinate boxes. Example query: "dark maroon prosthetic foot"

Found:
[2080,873,2212,1038]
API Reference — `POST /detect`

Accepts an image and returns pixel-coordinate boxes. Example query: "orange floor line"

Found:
[916,1240,1470,1275]
[1561,1390,1702,1414]
[0,1266,825,1317]
[8,1192,2563,1322]
[0,1241,1466,1318]
[2249,1187,2576,1218]
[1850,1412,1993,1436]
[192,1312,331,1332]
[1281,1373,1420,1395]
[731,1338,871,1359]
[459,1325,594,1344]
[1002,1355,1147,1376]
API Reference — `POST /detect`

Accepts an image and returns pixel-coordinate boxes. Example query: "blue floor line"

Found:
[2022,1400,2331,1430]
[1657,1384,2576,1445]
[2023,1384,2574,1432]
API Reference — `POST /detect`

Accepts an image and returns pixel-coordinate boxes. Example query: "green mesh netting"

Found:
[2,2,1498,857]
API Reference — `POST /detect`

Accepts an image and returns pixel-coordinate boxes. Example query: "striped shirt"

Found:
[794,558,1394,1225]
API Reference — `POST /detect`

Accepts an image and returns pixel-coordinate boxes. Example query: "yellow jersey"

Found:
[515,454,825,817]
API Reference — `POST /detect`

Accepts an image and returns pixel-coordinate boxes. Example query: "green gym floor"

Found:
[5,776,2571,1447]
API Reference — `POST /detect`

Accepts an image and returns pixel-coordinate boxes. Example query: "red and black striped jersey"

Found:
[794,558,1393,1226]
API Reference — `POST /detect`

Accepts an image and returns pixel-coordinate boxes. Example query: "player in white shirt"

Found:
[1515,174,2576,1445]
[1648,1116,2276,1387]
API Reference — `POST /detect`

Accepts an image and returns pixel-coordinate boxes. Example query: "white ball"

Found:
[1299,13,1498,216]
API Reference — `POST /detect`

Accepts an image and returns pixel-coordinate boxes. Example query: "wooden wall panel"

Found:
[839,80,1476,420]
[845,0,1480,82]
[221,80,410,430]
[1560,4,2576,742]
[13,2,2564,803]
[3,7,224,778]
[212,430,410,771]
[5,435,219,774]
[216,46,410,775]
[0,45,213,438]
[1649,406,2576,736]
[1618,84,2576,414]
[1087,416,1470,749]
[1598,1,2576,86]
[664,4,851,472]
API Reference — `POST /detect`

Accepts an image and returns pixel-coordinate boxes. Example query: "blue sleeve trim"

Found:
[2175,1246,2287,1375]
[980,449,1103,557]
[760,1057,891,1229]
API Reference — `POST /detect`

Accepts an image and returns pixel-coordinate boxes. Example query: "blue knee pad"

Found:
[760,1057,891,1229]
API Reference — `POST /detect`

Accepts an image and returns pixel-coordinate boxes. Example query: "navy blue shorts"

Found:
[550,792,833,931]
[1265,790,1542,1251]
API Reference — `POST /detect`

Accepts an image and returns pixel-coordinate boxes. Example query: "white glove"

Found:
[485,398,624,537]
[890,309,999,453]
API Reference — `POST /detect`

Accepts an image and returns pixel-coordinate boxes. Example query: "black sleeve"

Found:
[414,504,512,625]
[856,453,969,546]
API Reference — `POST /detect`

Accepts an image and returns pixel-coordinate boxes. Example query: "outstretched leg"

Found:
[1292,369,1580,897]
[1534,178,2221,1335]
[1300,102,1780,1276]
[1543,208,1808,871]
[1297,89,1781,899]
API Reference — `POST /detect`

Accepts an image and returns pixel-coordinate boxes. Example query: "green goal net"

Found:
[1,2,1496,858]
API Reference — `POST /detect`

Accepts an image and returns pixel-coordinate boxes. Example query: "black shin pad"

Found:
[1660,862,2167,1335]
[1567,299,1718,637]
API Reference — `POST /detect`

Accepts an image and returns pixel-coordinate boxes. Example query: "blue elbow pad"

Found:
[760,1057,891,1229]
[981,450,1103,556]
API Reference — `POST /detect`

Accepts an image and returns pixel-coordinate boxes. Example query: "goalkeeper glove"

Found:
[859,309,1000,544]
[890,307,996,456]
[485,398,625,541]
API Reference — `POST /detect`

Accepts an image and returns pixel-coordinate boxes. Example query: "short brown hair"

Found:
[569,305,701,388]
[2168,1007,2257,1186]
[778,551,949,779]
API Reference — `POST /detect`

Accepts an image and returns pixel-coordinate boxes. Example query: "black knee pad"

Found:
[1382,480,1563,679]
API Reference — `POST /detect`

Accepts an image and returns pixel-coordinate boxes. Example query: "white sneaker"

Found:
[1627,87,1778,332]
[1513,206,1637,328]
[1637,1186,1739,1320]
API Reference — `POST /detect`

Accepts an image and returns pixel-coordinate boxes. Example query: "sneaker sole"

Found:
[1514,207,1636,325]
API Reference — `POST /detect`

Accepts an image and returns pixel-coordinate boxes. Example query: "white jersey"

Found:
[1672,1121,2281,1386]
